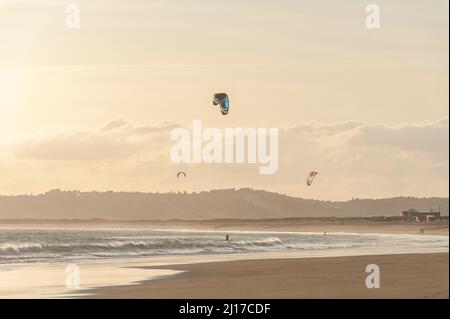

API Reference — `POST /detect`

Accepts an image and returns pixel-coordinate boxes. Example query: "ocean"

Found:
[0,228,448,265]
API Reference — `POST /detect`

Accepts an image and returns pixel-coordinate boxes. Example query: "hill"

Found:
[0,189,447,220]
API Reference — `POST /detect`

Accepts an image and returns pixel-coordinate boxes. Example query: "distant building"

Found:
[401,208,441,222]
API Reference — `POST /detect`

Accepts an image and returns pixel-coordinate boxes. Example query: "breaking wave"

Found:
[0,229,447,264]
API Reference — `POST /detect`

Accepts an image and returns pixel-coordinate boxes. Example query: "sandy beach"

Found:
[0,221,448,299]
[86,253,449,299]
[80,221,448,299]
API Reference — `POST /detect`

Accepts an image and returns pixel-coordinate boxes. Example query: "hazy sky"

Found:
[0,0,448,199]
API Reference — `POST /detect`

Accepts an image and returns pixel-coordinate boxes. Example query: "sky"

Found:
[0,0,448,200]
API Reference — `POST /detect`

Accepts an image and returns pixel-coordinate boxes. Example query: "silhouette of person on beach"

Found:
[225,234,229,241]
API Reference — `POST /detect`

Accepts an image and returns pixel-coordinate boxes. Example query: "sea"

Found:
[0,228,448,265]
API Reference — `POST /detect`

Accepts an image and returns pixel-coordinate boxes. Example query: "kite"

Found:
[177,171,187,178]
[212,93,230,115]
[306,171,318,186]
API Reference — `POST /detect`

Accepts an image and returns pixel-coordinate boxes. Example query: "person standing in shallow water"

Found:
[225,234,229,241]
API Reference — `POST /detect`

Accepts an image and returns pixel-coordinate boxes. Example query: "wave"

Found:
[0,229,447,265]
[232,237,284,247]
[0,241,162,254]
[0,237,289,255]
[0,243,44,254]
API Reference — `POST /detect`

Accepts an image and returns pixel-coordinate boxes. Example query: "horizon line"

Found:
[0,188,448,202]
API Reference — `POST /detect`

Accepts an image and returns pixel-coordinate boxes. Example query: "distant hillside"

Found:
[0,189,447,220]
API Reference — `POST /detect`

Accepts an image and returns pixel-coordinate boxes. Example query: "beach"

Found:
[88,253,449,299]
[0,221,448,299]
[76,221,450,299]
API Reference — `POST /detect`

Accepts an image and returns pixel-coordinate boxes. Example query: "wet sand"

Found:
[88,253,448,299]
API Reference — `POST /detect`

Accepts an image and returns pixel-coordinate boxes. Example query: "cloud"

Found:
[100,119,128,132]
[13,119,180,161]
[2,118,448,199]
[348,119,449,153]
[287,121,362,136]
[285,118,449,154]
[275,118,448,198]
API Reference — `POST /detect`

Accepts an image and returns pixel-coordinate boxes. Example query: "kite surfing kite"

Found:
[176,171,187,178]
[306,171,318,186]
[212,93,229,115]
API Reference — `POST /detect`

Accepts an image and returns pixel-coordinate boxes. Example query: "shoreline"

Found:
[0,225,448,298]
[2,250,447,298]
[86,252,449,299]
[1,244,448,298]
